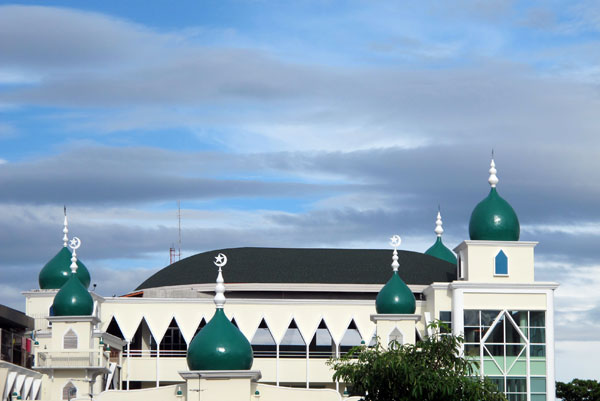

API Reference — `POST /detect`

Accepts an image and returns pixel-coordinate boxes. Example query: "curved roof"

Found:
[136,247,457,290]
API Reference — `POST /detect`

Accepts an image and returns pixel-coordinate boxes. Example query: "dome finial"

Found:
[68,237,81,274]
[389,235,401,272]
[435,209,444,237]
[63,206,69,247]
[213,253,227,308]
[488,152,498,188]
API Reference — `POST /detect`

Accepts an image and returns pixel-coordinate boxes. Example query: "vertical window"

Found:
[63,329,78,349]
[251,319,276,358]
[439,311,452,333]
[494,250,508,275]
[62,382,77,400]
[389,327,403,346]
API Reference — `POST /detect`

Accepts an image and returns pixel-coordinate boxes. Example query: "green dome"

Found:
[469,187,520,241]
[39,247,91,289]
[425,238,457,265]
[187,308,253,370]
[375,271,416,314]
[51,273,94,316]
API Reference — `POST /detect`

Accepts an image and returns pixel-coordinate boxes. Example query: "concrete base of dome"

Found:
[370,314,421,347]
[179,370,261,401]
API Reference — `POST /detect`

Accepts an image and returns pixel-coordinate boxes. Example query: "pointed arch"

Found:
[388,327,403,347]
[62,381,77,400]
[494,250,508,275]
[105,317,125,340]
[230,317,239,328]
[63,328,78,350]
[280,319,306,358]
[193,318,207,337]
[129,318,152,357]
[251,319,277,358]
[340,319,363,355]
[157,318,186,357]
[309,319,335,358]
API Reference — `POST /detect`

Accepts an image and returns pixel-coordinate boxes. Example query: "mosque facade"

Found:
[2,159,557,401]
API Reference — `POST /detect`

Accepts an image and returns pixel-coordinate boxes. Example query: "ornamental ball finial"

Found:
[389,235,401,272]
[213,253,227,308]
[435,211,444,237]
[488,158,499,188]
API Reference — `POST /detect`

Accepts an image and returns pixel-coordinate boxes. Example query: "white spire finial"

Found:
[389,235,401,272]
[213,253,228,308]
[488,156,498,188]
[68,237,81,274]
[63,206,69,247]
[435,210,444,237]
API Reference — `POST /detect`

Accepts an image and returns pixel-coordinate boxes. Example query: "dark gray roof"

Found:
[136,247,456,291]
[0,304,34,330]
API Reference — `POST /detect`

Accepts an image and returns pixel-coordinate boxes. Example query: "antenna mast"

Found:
[169,201,182,264]
[177,200,181,262]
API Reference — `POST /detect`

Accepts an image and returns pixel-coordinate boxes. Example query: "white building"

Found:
[5,159,557,401]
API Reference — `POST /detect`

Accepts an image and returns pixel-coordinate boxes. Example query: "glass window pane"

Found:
[481,310,501,326]
[530,311,545,327]
[531,395,546,401]
[506,344,525,357]
[508,394,527,401]
[464,327,480,343]
[465,344,480,356]
[506,321,525,343]
[464,310,479,326]
[531,345,546,357]
[506,377,526,393]
[509,311,528,329]
[484,344,503,357]
[488,377,504,392]
[439,311,451,321]
[485,322,504,343]
[531,377,546,393]
[530,328,545,343]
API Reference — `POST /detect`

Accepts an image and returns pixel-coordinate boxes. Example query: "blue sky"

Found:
[2,0,600,382]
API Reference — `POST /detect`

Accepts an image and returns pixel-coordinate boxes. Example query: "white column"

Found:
[126,341,130,390]
[335,344,340,392]
[276,344,280,386]
[451,287,464,356]
[545,289,555,398]
[306,343,310,389]
[156,346,160,387]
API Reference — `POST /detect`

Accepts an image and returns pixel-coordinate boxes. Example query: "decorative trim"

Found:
[140,282,429,294]
[370,314,421,322]
[450,282,559,290]
[179,370,262,381]
[48,316,100,324]
[453,240,538,253]
[92,331,127,348]
[103,297,426,306]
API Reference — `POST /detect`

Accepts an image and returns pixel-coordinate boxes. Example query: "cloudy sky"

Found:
[1,0,600,382]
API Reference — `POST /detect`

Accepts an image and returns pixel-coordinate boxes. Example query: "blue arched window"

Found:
[495,250,508,275]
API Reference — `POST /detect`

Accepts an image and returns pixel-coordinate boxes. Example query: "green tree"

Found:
[328,322,506,401]
[556,379,600,401]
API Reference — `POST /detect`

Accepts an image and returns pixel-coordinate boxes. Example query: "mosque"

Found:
[1,159,557,401]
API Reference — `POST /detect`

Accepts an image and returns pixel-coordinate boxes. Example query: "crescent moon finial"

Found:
[389,235,401,272]
[213,253,227,308]
[68,237,81,274]
[69,237,81,250]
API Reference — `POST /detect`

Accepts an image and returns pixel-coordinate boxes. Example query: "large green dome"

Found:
[51,273,94,316]
[425,238,457,264]
[187,308,253,370]
[469,187,520,241]
[39,247,91,289]
[375,272,416,314]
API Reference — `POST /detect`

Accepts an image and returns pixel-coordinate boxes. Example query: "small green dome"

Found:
[469,187,520,241]
[39,247,91,289]
[375,272,416,314]
[51,273,94,316]
[425,237,457,264]
[187,308,253,370]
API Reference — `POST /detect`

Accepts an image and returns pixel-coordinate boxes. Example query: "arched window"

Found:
[63,329,78,350]
[159,318,186,357]
[340,320,363,355]
[62,382,77,400]
[495,250,508,276]
[280,319,306,358]
[389,327,403,347]
[251,319,276,358]
[309,320,334,358]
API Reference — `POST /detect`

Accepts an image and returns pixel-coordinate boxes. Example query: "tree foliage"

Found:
[556,379,600,401]
[328,322,506,401]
